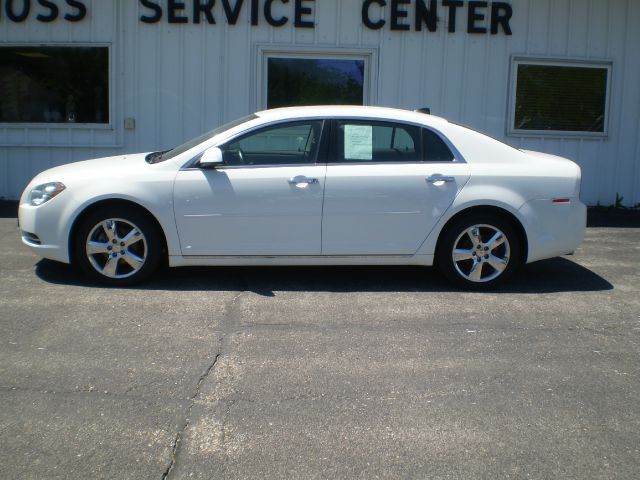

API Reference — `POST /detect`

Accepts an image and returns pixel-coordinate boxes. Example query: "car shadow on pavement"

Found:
[35,256,613,295]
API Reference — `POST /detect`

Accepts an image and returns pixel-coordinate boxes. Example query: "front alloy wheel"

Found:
[85,219,148,279]
[75,207,163,285]
[438,214,521,289]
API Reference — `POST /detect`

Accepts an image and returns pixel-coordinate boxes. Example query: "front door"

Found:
[173,120,326,256]
[322,119,470,255]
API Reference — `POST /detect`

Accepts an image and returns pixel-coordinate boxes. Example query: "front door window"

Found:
[221,121,323,166]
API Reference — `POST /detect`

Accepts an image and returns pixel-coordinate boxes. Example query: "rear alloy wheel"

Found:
[75,208,162,285]
[437,214,521,289]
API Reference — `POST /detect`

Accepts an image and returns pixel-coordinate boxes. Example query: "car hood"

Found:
[31,153,152,184]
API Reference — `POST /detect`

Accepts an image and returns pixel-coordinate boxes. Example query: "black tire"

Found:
[436,213,522,290]
[73,206,163,286]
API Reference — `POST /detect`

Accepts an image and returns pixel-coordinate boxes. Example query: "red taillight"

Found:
[552,198,571,204]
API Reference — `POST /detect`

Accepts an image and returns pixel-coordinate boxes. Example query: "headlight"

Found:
[29,182,66,206]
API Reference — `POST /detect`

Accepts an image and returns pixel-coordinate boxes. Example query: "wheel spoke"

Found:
[86,240,110,255]
[468,260,484,282]
[122,227,142,247]
[487,231,505,251]
[101,220,117,242]
[487,254,508,273]
[102,256,119,277]
[122,251,144,270]
[466,227,481,246]
[453,248,474,262]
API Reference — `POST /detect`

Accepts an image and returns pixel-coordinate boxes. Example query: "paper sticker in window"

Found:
[344,125,373,160]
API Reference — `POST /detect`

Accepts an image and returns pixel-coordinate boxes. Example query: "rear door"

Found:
[321,119,470,255]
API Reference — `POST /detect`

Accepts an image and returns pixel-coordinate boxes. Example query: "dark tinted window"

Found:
[514,63,609,133]
[268,58,364,108]
[336,121,422,163]
[0,46,109,124]
[222,121,323,166]
[423,129,454,162]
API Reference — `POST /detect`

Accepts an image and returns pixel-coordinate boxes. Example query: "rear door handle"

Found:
[288,176,319,185]
[426,174,455,184]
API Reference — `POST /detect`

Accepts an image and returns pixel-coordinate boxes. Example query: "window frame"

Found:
[255,45,378,110]
[0,43,113,129]
[508,56,613,138]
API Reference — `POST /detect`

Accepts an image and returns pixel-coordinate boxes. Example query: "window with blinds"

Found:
[510,59,611,136]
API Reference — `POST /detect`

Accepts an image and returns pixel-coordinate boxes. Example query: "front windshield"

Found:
[147,114,258,163]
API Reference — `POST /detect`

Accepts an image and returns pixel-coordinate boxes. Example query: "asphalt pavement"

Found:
[0,208,639,479]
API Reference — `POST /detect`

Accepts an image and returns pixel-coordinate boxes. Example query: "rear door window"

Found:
[335,120,422,163]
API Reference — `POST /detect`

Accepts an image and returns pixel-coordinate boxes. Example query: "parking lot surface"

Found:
[1,209,639,479]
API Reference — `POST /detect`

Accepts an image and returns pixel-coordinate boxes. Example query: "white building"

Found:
[1,0,639,205]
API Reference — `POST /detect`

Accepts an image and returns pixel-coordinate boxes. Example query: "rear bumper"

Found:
[519,198,587,263]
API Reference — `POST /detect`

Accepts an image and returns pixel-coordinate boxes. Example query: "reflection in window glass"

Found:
[267,58,364,108]
[514,63,608,133]
[235,125,315,154]
[393,128,415,151]
[0,47,109,124]
[223,121,323,166]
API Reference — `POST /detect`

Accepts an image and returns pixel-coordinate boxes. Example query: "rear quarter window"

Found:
[423,129,455,162]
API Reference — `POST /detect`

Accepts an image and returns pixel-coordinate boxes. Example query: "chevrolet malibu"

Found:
[18,106,586,289]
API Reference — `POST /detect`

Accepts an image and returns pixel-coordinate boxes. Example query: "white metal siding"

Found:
[1,0,639,205]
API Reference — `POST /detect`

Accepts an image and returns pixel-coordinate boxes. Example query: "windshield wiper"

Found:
[145,150,170,164]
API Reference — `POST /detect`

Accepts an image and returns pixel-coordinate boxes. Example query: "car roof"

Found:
[254,105,450,127]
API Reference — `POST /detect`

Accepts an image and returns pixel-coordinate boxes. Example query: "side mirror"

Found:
[199,147,224,168]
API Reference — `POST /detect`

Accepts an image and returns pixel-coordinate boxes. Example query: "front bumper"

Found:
[18,201,71,264]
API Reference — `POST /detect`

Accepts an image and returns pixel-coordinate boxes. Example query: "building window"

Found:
[258,48,376,109]
[267,57,364,108]
[510,59,611,136]
[0,46,109,125]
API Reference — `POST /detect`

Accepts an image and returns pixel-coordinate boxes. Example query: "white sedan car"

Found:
[19,106,586,289]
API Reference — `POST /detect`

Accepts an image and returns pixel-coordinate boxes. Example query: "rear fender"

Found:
[416,183,529,257]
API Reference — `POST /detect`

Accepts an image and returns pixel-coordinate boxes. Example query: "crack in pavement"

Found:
[161,352,222,480]
[162,285,247,480]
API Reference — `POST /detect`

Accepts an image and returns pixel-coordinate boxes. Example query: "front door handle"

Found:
[288,176,319,185]
[426,174,455,184]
